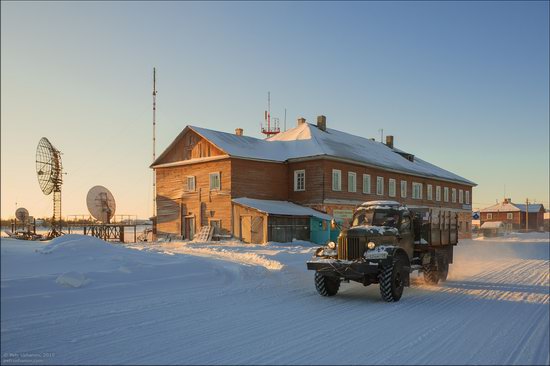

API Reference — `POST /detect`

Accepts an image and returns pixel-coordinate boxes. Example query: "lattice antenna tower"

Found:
[261,91,280,138]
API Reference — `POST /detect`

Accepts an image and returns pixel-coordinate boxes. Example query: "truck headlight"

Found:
[327,241,336,250]
[367,241,376,250]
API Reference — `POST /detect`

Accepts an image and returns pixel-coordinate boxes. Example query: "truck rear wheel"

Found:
[423,264,440,285]
[314,272,340,296]
[379,257,405,302]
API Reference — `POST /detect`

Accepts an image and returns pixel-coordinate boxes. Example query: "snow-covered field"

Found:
[1,233,549,365]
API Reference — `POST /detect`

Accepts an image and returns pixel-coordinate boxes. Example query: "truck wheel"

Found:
[379,257,405,302]
[314,272,340,296]
[423,264,440,285]
[437,253,449,282]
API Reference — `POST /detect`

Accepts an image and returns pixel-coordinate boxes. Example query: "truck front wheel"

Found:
[314,272,340,296]
[379,257,405,302]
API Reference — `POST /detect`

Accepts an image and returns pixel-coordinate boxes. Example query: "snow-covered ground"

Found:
[1,233,549,365]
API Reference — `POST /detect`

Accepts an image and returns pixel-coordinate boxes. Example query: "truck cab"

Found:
[307,200,457,302]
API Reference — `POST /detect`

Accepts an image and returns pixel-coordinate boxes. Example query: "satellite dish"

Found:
[86,186,116,223]
[36,137,63,238]
[15,208,29,223]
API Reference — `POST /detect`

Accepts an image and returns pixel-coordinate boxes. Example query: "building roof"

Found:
[480,221,504,229]
[153,123,476,186]
[232,198,332,220]
[480,202,544,213]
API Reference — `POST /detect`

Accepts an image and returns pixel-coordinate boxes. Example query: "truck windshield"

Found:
[352,209,399,227]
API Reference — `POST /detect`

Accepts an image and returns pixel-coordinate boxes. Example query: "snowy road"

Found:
[1,234,549,365]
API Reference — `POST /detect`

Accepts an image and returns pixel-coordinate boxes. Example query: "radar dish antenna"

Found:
[86,186,116,223]
[36,137,63,238]
[15,208,29,223]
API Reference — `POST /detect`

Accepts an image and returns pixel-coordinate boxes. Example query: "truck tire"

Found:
[437,253,449,282]
[314,272,340,296]
[379,256,405,302]
[423,264,440,285]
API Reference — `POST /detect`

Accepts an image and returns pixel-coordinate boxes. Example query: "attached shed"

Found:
[480,221,505,237]
[232,198,333,244]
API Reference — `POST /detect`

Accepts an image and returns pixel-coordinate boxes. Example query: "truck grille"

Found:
[338,237,365,260]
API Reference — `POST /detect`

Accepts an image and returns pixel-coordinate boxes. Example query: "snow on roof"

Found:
[480,221,505,229]
[232,198,332,220]
[481,202,544,213]
[359,200,402,207]
[155,123,476,186]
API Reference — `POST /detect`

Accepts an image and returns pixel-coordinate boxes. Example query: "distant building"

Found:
[151,116,476,243]
[480,198,545,231]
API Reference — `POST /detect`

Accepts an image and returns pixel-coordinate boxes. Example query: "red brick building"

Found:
[480,198,546,231]
[151,116,476,241]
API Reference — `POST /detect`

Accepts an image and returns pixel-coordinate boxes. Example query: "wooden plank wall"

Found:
[231,158,288,200]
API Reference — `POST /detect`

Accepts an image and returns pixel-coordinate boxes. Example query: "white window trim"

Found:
[412,182,423,199]
[332,169,342,191]
[294,170,305,192]
[459,189,464,204]
[436,186,441,202]
[376,176,384,196]
[389,179,396,197]
[186,176,196,192]
[507,213,513,219]
[451,188,457,203]
[401,180,407,198]
[348,172,357,193]
[487,213,493,219]
[362,174,371,194]
[466,191,470,204]
[427,184,433,200]
[209,172,221,191]
[444,187,449,202]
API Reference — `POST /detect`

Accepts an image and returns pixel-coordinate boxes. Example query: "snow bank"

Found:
[38,234,116,255]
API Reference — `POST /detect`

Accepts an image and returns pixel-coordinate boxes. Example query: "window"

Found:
[507,213,513,220]
[348,172,357,193]
[209,172,221,190]
[376,176,384,196]
[451,188,457,203]
[436,186,441,201]
[465,191,470,204]
[294,170,305,191]
[412,182,423,199]
[401,180,407,198]
[444,187,449,202]
[487,213,493,219]
[389,179,396,197]
[186,176,196,192]
[427,184,433,200]
[362,174,371,194]
[332,169,342,191]
[459,189,464,204]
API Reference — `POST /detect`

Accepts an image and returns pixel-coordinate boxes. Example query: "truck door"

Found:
[399,213,414,259]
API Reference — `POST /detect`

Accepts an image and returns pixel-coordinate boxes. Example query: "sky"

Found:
[1,1,549,219]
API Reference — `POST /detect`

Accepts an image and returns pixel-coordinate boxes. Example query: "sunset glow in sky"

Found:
[1,1,548,219]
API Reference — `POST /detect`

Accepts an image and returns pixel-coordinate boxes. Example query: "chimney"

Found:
[386,135,394,149]
[297,117,306,126]
[316,115,327,131]
[235,128,243,136]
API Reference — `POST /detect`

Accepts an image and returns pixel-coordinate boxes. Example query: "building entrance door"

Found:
[240,216,251,243]
[185,217,195,240]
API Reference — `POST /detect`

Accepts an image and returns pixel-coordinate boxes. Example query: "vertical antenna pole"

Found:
[284,108,287,131]
[152,68,157,219]
[268,91,271,132]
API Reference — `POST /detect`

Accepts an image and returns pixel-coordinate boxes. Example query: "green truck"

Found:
[306,200,458,302]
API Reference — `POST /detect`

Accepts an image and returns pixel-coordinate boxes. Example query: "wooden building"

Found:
[480,198,546,231]
[151,116,476,242]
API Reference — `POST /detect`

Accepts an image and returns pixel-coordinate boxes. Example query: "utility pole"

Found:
[152,68,157,219]
[378,128,384,143]
[525,198,529,231]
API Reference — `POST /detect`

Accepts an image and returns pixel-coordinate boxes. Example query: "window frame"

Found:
[444,187,449,202]
[459,189,464,204]
[401,180,407,198]
[362,174,371,194]
[412,182,423,199]
[427,184,433,200]
[348,172,357,193]
[451,188,457,203]
[376,176,384,196]
[294,169,305,192]
[209,172,221,191]
[332,169,342,191]
[186,176,196,192]
[487,213,493,220]
[436,186,441,202]
[465,191,470,204]
[388,178,396,197]
[507,213,513,220]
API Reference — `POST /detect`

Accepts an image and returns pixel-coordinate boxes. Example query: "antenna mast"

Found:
[261,91,280,138]
[152,68,157,218]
